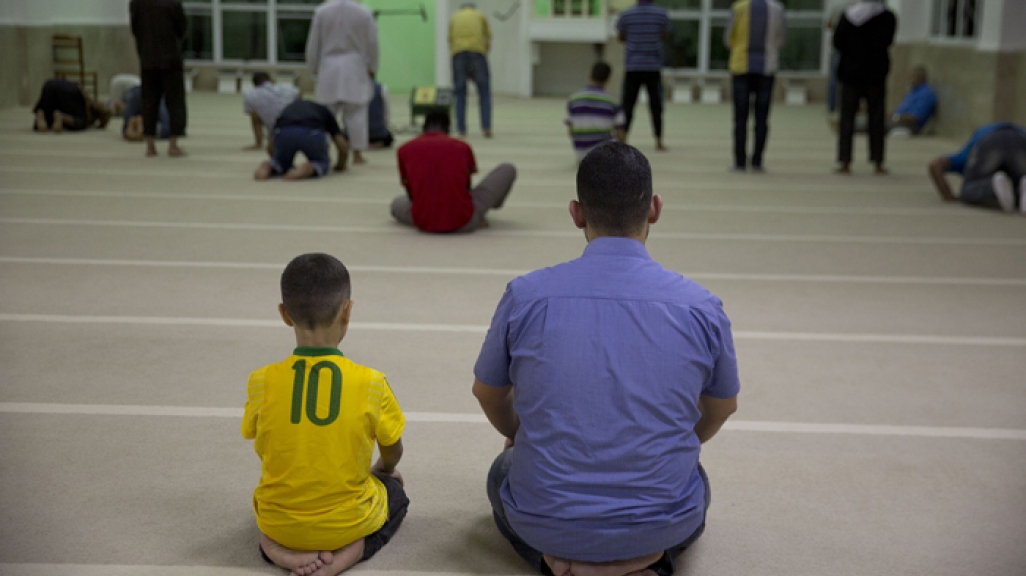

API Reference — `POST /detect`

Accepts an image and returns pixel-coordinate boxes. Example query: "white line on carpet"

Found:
[1,313,1024,346]
[1,403,1023,440]
[3,257,1025,286]
[4,217,1023,245]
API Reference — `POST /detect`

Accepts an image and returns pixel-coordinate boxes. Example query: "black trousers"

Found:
[141,68,187,137]
[32,78,88,131]
[622,71,664,138]
[731,73,775,169]
[838,81,885,164]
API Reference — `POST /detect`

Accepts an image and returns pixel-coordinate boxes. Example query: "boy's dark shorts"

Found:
[259,472,409,563]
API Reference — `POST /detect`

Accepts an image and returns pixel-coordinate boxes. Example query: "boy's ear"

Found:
[278,303,295,327]
[338,299,354,325]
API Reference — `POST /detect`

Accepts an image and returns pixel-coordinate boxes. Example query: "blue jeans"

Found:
[487,447,710,576]
[960,127,1026,208]
[732,73,775,169]
[452,51,492,133]
[270,126,331,177]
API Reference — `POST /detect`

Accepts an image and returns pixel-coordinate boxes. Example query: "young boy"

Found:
[565,62,627,163]
[243,253,408,576]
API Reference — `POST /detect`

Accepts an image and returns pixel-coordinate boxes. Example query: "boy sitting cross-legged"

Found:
[242,253,408,576]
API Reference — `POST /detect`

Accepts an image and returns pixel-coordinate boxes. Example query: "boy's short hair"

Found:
[423,109,451,133]
[576,142,652,236]
[252,71,272,87]
[591,62,612,83]
[280,253,351,329]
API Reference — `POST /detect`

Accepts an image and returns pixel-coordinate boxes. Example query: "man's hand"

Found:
[473,379,519,439]
[694,394,738,444]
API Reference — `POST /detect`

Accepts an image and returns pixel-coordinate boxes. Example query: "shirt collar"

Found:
[293,347,344,357]
[582,236,652,260]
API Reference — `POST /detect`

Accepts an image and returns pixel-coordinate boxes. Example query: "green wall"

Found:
[363,0,436,93]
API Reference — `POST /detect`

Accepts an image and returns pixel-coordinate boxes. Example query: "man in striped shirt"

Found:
[615,0,671,152]
[725,0,786,172]
[565,63,627,163]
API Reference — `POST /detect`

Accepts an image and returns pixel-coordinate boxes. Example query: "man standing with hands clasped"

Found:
[129,0,188,157]
[473,142,740,576]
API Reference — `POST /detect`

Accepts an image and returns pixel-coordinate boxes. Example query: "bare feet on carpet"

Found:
[352,151,366,165]
[254,160,273,180]
[834,163,851,174]
[655,141,667,152]
[874,163,888,175]
[284,162,317,180]
[260,534,334,576]
[34,110,48,132]
[544,552,663,576]
[484,130,493,138]
[305,538,366,576]
[52,111,64,133]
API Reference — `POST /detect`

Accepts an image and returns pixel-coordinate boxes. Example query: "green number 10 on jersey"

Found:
[290,360,343,426]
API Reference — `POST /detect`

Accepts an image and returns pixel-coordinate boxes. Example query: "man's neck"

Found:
[585,227,649,245]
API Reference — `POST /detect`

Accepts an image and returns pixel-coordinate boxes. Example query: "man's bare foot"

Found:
[254,160,273,180]
[306,538,365,576]
[834,163,851,174]
[145,137,157,157]
[168,146,186,157]
[34,110,48,132]
[655,141,667,152]
[458,132,467,138]
[352,151,366,165]
[52,112,64,133]
[483,130,493,138]
[543,552,662,576]
[283,162,317,180]
[259,534,332,576]
[874,164,888,175]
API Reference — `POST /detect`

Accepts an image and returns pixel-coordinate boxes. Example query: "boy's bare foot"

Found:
[52,112,64,133]
[260,534,332,576]
[34,110,48,132]
[306,538,365,576]
[283,162,317,180]
[834,163,851,174]
[254,160,273,180]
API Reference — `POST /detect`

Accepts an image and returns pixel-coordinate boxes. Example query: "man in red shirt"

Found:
[392,110,515,233]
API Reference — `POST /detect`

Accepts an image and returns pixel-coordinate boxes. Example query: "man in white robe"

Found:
[306,0,379,165]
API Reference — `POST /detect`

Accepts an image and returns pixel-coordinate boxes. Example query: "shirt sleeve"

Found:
[375,376,405,447]
[473,284,515,387]
[700,304,741,400]
[322,106,343,136]
[467,144,478,175]
[243,92,254,115]
[241,367,266,441]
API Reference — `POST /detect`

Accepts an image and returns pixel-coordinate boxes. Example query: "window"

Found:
[183,0,319,63]
[658,0,825,74]
[932,0,979,39]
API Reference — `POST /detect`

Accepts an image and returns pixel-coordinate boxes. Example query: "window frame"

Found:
[182,0,319,66]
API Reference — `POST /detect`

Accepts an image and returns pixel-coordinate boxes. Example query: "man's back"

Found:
[397,133,476,232]
[274,99,341,135]
[242,349,404,551]
[449,7,490,55]
[475,237,740,561]
[616,2,671,71]
[726,0,786,75]
[245,83,300,130]
[834,3,896,85]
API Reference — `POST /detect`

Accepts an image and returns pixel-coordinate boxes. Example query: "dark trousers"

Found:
[32,79,88,131]
[960,127,1026,208]
[141,68,187,138]
[731,73,775,169]
[622,71,664,138]
[838,81,886,165]
[487,447,710,576]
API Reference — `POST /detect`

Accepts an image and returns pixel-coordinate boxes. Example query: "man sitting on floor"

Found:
[888,66,937,135]
[473,142,740,576]
[244,71,301,151]
[391,110,515,233]
[255,99,349,181]
[928,122,1026,214]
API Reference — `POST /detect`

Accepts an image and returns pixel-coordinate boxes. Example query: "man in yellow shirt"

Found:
[242,253,408,576]
[449,3,492,137]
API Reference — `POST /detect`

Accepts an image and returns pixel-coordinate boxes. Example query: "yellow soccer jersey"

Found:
[241,347,405,551]
[449,7,490,56]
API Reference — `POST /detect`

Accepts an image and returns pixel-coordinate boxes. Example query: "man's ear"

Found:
[278,303,295,327]
[569,199,587,229]
[648,194,663,225]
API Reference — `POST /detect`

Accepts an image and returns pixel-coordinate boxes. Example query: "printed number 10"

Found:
[290,360,343,426]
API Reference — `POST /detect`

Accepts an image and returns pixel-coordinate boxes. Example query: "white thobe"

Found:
[306,0,379,106]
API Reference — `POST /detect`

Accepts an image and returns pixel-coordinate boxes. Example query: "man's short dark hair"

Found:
[280,253,351,329]
[252,72,272,86]
[591,62,612,83]
[423,109,451,133]
[576,142,653,236]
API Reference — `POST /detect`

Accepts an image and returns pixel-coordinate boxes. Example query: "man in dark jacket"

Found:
[129,0,188,157]
[833,0,896,174]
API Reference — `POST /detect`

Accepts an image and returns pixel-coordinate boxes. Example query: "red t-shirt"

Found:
[397,132,477,233]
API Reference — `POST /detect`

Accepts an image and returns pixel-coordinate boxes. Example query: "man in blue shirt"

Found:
[616,0,671,152]
[889,66,937,135]
[473,142,741,576]
[928,122,1026,214]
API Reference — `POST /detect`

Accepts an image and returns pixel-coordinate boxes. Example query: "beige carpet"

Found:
[1,93,1024,576]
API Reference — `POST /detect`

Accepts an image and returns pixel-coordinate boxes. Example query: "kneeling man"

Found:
[256,99,349,181]
[473,142,740,576]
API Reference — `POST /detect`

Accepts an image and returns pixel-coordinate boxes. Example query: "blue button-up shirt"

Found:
[894,83,937,130]
[474,237,741,561]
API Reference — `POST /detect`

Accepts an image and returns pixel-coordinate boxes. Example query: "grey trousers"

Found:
[325,101,368,151]
[391,163,517,232]
[960,127,1026,208]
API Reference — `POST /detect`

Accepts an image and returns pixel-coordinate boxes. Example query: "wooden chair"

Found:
[52,35,98,101]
